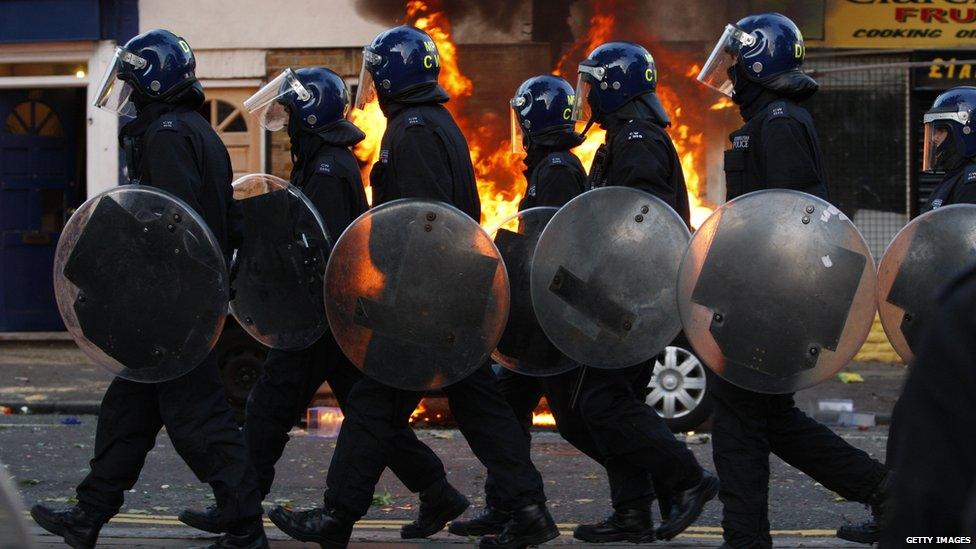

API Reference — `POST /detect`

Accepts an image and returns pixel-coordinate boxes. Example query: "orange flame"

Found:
[352,1,729,231]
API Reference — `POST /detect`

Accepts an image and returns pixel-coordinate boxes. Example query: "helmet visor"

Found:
[922,121,952,173]
[244,68,311,131]
[354,48,381,110]
[93,47,146,117]
[510,96,526,153]
[571,65,602,122]
[697,24,755,96]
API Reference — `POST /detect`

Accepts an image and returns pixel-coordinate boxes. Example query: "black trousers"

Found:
[324,364,546,519]
[76,353,263,525]
[486,366,660,512]
[244,333,446,498]
[707,371,887,549]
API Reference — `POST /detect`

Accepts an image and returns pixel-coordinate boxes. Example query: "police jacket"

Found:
[120,100,236,255]
[290,121,370,240]
[518,147,586,210]
[591,106,691,228]
[724,97,828,202]
[371,98,480,222]
[923,159,976,212]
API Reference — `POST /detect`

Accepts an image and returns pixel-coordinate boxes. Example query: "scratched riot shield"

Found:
[229,174,331,350]
[0,460,34,549]
[491,207,580,376]
[677,189,877,394]
[878,204,976,363]
[324,199,510,390]
[54,186,228,383]
[530,187,691,369]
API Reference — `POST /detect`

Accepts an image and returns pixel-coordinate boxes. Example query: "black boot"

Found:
[30,504,106,549]
[836,471,893,545]
[656,470,719,541]
[179,504,224,533]
[479,503,559,548]
[267,505,353,548]
[573,507,655,543]
[401,478,470,539]
[200,517,269,549]
[449,506,511,537]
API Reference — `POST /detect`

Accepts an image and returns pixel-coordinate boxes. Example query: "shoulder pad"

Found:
[315,156,336,175]
[404,112,425,127]
[766,101,793,120]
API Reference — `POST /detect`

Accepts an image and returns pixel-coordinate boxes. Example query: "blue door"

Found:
[0,89,83,331]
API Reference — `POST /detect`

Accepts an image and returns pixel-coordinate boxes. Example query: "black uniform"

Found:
[922,160,976,212]
[712,94,887,549]
[882,264,976,546]
[322,97,547,520]
[243,123,446,499]
[74,101,263,528]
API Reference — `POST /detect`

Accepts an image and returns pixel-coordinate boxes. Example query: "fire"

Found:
[351,0,732,231]
[532,411,557,428]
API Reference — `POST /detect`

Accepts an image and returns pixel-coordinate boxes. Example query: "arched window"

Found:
[4,101,63,137]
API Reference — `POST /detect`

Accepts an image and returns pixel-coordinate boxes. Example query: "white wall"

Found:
[139,0,389,49]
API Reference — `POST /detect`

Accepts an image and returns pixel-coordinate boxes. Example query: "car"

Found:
[215,320,266,424]
[647,336,712,433]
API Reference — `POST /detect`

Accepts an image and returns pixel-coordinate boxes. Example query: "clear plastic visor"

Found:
[922,121,952,173]
[93,47,146,117]
[510,97,526,153]
[697,24,754,97]
[571,65,603,122]
[354,48,380,110]
[244,68,311,131]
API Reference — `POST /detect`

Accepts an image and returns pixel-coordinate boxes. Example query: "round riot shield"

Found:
[325,199,510,391]
[0,460,34,549]
[54,186,229,383]
[229,174,332,350]
[878,204,976,363]
[530,187,691,369]
[677,189,877,394]
[491,207,580,377]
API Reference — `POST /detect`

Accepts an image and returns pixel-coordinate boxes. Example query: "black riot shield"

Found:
[53,186,229,383]
[678,189,877,394]
[324,199,510,391]
[229,174,331,350]
[491,207,580,377]
[530,187,691,369]
[878,204,976,362]
[0,460,33,549]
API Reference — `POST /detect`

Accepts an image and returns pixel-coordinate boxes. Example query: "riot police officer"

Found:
[696,13,890,549]
[178,67,459,538]
[267,26,559,549]
[556,41,719,542]
[450,74,595,536]
[920,86,976,211]
[842,85,976,544]
[29,29,267,549]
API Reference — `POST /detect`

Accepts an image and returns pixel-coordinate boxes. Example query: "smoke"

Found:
[354,0,526,32]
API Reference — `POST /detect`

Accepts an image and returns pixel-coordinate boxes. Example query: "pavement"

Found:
[0,340,903,547]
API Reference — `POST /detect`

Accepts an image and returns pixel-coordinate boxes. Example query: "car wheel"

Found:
[648,345,712,432]
[215,322,266,425]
